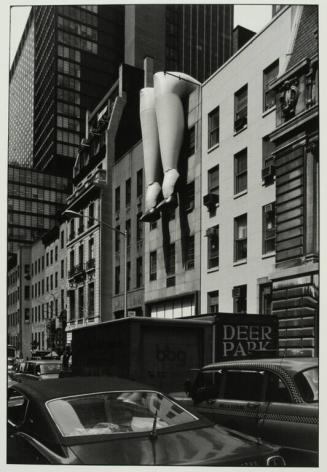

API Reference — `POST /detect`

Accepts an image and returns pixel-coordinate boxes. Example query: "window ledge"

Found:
[233,259,247,267]
[208,142,220,154]
[207,266,219,274]
[262,251,276,259]
[262,105,276,118]
[234,189,247,199]
[233,125,247,137]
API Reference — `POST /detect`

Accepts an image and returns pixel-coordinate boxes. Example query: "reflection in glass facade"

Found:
[8,165,71,254]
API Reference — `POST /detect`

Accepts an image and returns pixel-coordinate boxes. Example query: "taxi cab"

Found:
[173,357,318,466]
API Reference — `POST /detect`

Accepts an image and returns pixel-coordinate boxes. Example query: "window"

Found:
[186,125,195,156]
[115,187,120,214]
[88,238,94,260]
[125,178,131,207]
[137,169,143,198]
[61,260,64,278]
[208,165,219,198]
[115,226,120,252]
[78,244,84,267]
[78,213,84,234]
[234,85,248,132]
[126,261,131,291]
[88,202,94,227]
[55,246,58,262]
[50,250,53,265]
[263,203,276,253]
[60,230,65,249]
[263,60,279,111]
[78,286,84,319]
[136,213,143,242]
[55,272,58,288]
[234,149,247,194]
[207,225,219,269]
[126,220,131,248]
[266,373,292,403]
[262,135,275,167]
[234,214,247,261]
[208,291,219,314]
[115,266,120,294]
[61,290,65,311]
[150,251,157,281]
[24,286,30,300]
[69,292,75,321]
[224,370,263,401]
[50,275,53,291]
[70,250,74,271]
[233,285,247,313]
[46,252,49,267]
[260,283,272,314]
[88,283,94,317]
[186,235,195,270]
[24,308,30,322]
[70,219,75,239]
[208,106,219,148]
[185,181,195,212]
[136,257,143,288]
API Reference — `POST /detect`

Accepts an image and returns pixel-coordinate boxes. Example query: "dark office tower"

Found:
[33,5,124,177]
[125,4,234,83]
[8,165,71,255]
[9,12,34,167]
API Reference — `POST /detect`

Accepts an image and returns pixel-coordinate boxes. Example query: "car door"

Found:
[192,369,265,438]
[8,387,50,464]
[258,371,318,465]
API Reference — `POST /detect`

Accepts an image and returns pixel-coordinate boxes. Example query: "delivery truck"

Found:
[71,314,278,393]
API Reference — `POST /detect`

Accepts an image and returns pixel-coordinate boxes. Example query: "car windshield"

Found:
[294,367,318,402]
[47,390,198,437]
[40,363,61,374]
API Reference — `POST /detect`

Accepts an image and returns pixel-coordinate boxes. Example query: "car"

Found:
[172,357,318,466]
[12,360,62,382]
[7,376,287,466]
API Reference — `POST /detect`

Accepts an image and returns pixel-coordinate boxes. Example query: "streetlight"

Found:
[63,209,128,318]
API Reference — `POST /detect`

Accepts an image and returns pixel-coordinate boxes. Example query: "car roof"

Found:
[202,357,318,376]
[11,376,158,403]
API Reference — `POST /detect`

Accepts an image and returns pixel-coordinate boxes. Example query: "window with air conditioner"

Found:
[262,203,276,254]
[208,290,219,314]
[207,225,219,269]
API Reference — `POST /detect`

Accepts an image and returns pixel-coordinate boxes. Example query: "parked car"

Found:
[12,360,62,382]
[172,357,318,466]
[8,376,286,466]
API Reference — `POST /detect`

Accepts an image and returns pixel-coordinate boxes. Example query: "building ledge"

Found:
[233,259,247,267]
[262,105,276,118]
[262,251,275,260]
[234,189,247,200]
[207,142,220,154]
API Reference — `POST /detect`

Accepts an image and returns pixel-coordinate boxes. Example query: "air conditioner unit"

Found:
[206,227,218,238]
[262,165,275,181]
[264,203,274,213]
[232,287,241,298]
[203,193,219,208]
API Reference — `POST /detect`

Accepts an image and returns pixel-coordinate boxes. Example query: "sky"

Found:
[9,4,273,65]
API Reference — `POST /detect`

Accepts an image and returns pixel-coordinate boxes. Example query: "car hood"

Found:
[68,424,277,466]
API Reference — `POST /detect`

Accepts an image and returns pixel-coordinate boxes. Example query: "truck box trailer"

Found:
[71,314,278,393]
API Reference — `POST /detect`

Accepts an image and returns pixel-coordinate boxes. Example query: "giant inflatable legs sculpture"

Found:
[140,71,200,222]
